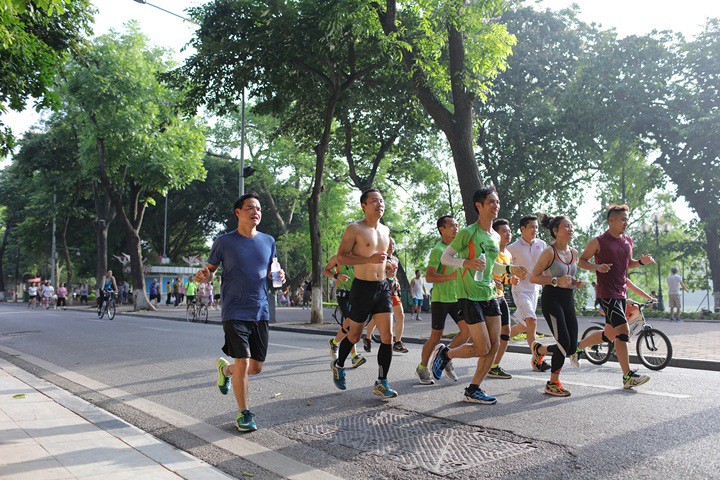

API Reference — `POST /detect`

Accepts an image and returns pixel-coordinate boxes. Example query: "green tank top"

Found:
[337,265,354,291]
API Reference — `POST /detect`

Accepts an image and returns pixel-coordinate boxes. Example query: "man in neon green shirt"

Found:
[185,278,199,304]
[432,187,527,404]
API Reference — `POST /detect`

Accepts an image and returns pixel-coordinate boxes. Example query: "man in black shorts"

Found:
[196,193,284,432]
[331,189,398,399]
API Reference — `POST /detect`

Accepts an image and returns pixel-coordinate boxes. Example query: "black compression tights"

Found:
[377,343,392,380]
[540,286,578,374]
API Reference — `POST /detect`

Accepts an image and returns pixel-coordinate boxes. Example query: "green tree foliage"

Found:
[62,24,206,309]
[0,0,93,155]
[654,19,720,309]
[374,0,515,222]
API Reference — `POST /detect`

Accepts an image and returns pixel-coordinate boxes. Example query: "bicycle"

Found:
[97,291,116,320]
[581,299,673,370]
[27,296,40,309]
[186,301,208,323]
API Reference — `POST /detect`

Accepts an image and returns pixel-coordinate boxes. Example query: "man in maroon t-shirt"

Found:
[579,204,655,389]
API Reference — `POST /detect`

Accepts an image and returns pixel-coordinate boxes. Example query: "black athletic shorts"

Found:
[431,301,464,330]
[498,296,510,327]
[349,278,392,323]
[459,298,502,326]
[336,289,351,319]
[598,298,627,328]
[222,320,269,362]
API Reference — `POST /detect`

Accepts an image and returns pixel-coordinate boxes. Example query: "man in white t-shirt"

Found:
[410,270,426,321]
[667,266,689,322]
[507,215,549,372]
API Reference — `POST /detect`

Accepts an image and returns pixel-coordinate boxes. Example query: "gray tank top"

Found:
[545,246,577,278]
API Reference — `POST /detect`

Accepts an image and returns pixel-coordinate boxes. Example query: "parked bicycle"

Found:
[97,291,116,320]
[582,299,673,370]
[186,300,208,323]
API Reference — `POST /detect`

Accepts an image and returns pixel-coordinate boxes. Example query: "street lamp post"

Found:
[643,213,672,311]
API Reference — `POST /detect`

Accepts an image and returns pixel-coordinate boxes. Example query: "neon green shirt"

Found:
[429,241,458,303]
[336,265,354,291]
[185,281,198,296]
[448,223,500,301]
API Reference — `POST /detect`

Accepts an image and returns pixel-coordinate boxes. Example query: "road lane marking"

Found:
[269,342,315,351]
[0,344,341,480]
[511,374,691,399]
[138,326,174,332]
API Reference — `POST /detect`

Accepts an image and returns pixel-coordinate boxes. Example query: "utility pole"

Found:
[51,193,56,286]
[239,90,246,197]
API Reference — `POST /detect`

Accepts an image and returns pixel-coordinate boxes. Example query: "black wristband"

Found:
[638,259,646,266]
[505,265,512,275]
[333,273,338,279]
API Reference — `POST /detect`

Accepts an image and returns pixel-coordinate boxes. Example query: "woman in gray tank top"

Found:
[529,214,585,397]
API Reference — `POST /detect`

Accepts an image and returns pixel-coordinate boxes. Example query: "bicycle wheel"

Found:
[581,326,613,365]
[200,304,209,323]
[332,305,342,325]
[636,328,672,370]
[107,301,116,320]
[186,304,195,322]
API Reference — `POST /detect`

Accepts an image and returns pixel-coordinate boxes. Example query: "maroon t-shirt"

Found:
[594,231,633,299]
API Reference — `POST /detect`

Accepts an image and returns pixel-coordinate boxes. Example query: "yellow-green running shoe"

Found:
[236,410,257,432]
[216,357,230,395]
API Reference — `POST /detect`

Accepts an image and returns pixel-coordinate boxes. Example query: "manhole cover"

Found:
[297,408,537,476]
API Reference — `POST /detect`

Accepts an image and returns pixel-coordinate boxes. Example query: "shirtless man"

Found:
[323,255,366,368]
[331,188,399,399]
[578,204,654,389]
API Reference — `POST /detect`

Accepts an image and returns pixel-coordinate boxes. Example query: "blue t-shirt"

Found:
[208,230,277,322]
[149,283,158,295]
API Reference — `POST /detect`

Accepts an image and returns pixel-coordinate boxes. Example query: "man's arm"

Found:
[425,265,456,284]
[629,253,655,269]
[578,238,612,273]
[681,279,690,292]
[196,263,219,283]
[322,255,339,280]
[627,278,654,300]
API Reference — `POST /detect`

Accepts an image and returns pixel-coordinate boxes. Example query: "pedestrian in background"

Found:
[667,266,690,322]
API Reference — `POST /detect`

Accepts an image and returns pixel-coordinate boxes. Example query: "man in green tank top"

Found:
[433,187,527,405]
[323,255,366,369]
[416,216,471,385]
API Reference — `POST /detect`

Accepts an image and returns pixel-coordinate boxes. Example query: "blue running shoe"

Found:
[331,360,346,390]
[373,379,398,399]
[236,410,257,432]
[463,388,497,405]
[216,357,230,395]
[431,344,448,380]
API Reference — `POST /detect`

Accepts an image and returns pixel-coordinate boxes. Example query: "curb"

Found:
[83,308,720,373]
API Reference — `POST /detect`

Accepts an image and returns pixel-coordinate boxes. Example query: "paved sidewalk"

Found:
[28,302,720,365]
[0,358,233,480]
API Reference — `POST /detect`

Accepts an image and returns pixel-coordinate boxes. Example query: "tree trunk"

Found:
[447,126,482,225]
[129,230,152,310]
[94,219,109,291]
[0,224,9,301]
[61,216,72,286]
[703,221,720,311]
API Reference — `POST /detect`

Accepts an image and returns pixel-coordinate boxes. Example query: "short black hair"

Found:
[436,215,454,232]
[472,186,497,213]
[606,204,629,221]
[234,192,260,210]
[360,188,381,204]
[492,218,510,232]
[519,215,538,229]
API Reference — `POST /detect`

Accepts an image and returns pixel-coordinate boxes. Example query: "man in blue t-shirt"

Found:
[196,192,285,433]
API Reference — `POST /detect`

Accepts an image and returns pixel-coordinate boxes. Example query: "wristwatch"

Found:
[551,277,559,287]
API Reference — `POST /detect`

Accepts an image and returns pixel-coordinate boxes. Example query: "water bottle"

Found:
[271,258,283,288]
[473,252,486,283]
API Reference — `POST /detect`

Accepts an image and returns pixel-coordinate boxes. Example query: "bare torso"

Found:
[338,220,391,281]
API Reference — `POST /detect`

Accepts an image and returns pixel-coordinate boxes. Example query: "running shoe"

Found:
[372,379,398,399]
[531,342,546,372]
[488,365,512,379]
[463,388,497,404]
[331,360,346,390]
[328,338,338,359]
[236,410,257,432]
[216,357,230,395]
[393,341,409,353]
[539,361,552,372]
[623,370,650,389]
[350,354,366,369]
[444,359,458,381]
[363,337,371,353]
[568,349,581,369]
[431,344,449,380]
[544,380,571,397]
[415,364,434,385]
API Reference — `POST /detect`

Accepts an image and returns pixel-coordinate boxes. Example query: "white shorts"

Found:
[512,289,539,325]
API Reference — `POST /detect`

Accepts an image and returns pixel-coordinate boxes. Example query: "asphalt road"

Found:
[1,304,718,479]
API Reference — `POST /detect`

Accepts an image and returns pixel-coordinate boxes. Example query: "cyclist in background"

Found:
[186,278,199,306]
[98,269,118,313]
